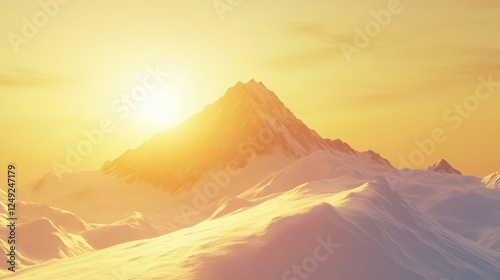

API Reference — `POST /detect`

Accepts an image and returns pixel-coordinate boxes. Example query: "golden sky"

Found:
[1,0,499,184]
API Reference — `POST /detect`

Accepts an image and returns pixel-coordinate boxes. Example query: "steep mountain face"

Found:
[426,159,462,175]
[102,80,390,193]
[483,172,500,189]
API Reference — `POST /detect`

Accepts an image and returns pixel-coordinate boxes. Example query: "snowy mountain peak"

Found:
[233,79,272,95]
[482,172,500,189]
[101,81,391,192]
[426,159,462,175]
[228,80,284,112]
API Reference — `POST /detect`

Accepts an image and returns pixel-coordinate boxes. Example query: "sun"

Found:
[137,87,185,129]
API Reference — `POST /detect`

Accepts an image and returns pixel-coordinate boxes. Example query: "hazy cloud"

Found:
[0,69,77,88]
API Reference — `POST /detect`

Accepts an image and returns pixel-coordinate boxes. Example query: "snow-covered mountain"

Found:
[101,80,391,193]
[12,80,500,280]
[483,172,500,189]
[426,159,462,175]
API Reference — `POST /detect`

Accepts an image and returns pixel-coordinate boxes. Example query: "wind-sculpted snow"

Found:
[6,177,500,280]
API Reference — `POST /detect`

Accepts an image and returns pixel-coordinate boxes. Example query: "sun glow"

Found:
[137,87,185,130]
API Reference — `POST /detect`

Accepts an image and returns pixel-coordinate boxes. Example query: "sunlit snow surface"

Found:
[2,151,499,280]
[2,81,499,279]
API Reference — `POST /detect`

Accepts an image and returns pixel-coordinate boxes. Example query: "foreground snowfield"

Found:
[2,151,500,280]
[2,81,499,279]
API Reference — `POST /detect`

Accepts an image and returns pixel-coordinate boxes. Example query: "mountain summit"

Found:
[101,80,390,192]
[426,159,462,175]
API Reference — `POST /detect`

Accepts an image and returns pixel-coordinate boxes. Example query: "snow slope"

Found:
[0,190,174,274]
[5,174,500,280]
[0,190,93,272]
[483,172,500,189]
[380,168,500,251]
